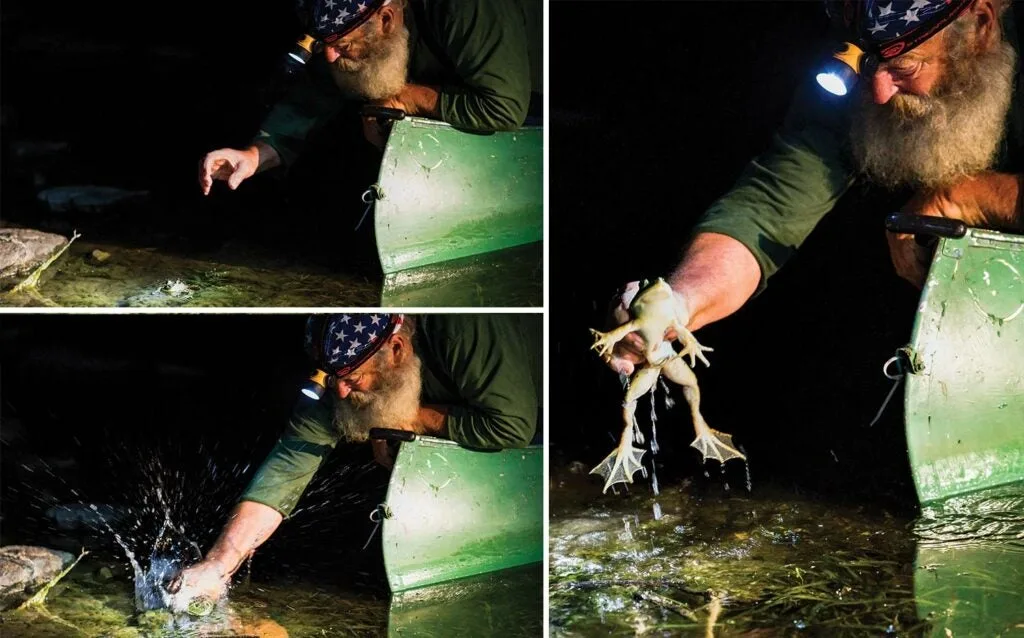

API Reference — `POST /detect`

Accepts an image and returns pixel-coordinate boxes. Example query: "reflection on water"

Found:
[0,239,542,308]
[549,466,1024,636]
[388,564,542,637]
[914,483,1024,637]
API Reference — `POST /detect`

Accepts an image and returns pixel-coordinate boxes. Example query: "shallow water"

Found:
[0,238,542,308]
[549,466,1024,637]
[0,552,541,637]
[0,550,388,637]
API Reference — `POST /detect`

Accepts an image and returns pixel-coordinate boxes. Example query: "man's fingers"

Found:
[604,354,635,377]
[166,572,183,594]
[227,167,245,191]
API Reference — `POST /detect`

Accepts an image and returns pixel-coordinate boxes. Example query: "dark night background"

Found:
[1,1,385,269]
[0,315,393,594]
[550,1,927,512]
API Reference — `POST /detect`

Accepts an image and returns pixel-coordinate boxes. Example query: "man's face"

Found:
[850,17,1016,189]
[867,35,946,106]
[323,11,409,101]
[330,341,422,442]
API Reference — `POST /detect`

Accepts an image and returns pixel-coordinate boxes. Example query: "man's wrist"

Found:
[205,546,244,580]
[400,84,441,119]
[251,141,282,173]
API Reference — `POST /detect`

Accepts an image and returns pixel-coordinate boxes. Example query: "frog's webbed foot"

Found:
[690,428,746,464]
[676,328,714,368]
[590,442,646,494]
[589,328,622,359]
[591,403,647,493]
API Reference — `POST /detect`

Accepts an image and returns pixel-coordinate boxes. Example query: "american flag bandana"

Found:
[305,313,404,376]
[297,0,390,43]
[827,0,973,59]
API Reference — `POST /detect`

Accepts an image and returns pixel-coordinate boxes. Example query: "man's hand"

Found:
[886,189,961,288]
[890,173,1023,287]
[371,440,394,469]
[166,559,229,610]
[598,281,687,376]
[198,146,260,196]
[362,84,442,148]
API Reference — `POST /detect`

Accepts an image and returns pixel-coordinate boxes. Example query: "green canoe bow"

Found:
[904,228,1024,503]
[377,434,543,593]
[372,117,542,306]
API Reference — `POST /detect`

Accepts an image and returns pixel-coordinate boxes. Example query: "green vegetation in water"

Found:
[0,239,380,308]
[0,553,388,637]
[18,548,89,611]
[9,230,82,295]
[0,235,542,307]
[549,469,927,637]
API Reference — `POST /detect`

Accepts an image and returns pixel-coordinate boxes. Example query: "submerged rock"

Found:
[0,227,68,290]
[0,545,75,611]
[45,503,126,531]
[37,185,149,213]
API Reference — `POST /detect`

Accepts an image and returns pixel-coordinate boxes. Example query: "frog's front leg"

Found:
[590,319,642,359]
[591,366,661,493]
[672,322,714,369]
[661,357,745,464]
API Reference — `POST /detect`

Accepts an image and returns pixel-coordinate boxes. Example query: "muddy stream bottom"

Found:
[1,552,541,637]
[0,237,542,308]
[549,467,1024,637]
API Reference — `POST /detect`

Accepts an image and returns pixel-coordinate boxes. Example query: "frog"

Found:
[186,595,215,617]
[590,278,713,370]
[589,279,746,493]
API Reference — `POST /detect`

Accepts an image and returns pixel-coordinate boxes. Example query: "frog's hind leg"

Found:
[661,357,745,464]
[589,320,641,358]
[591,366,661,493]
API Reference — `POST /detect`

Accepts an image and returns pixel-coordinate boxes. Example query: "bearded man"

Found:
[198,0,541,195]
[604,0,1021,377]
[169,313,540,603]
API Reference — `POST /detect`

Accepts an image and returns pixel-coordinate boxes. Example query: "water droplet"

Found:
[653,502,663,520]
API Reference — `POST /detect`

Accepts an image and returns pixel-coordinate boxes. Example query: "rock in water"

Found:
[0,545,75,611]
[37,185,149,213]
[0,227,68,290]
[45,503,126,531]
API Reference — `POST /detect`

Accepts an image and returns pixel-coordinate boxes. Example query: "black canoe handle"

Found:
[369,428,417,442]
[885,213,967,248]
[360,106,407,122]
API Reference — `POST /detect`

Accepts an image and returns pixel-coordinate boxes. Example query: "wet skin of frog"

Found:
[589,278,746,493]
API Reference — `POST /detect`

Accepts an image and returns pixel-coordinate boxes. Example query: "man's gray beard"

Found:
[328,24,409,101]
[850,40,1016,189]
[332,352,422,443]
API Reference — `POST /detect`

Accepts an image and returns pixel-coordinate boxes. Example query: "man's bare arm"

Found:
[666,232,762,331]
[204,501,283,577]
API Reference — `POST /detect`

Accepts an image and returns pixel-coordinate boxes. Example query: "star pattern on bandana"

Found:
[311,0,381,37]
[864,0,955,42]
[318,313,396,372]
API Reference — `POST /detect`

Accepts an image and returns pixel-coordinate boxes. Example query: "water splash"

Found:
[739,445,753,493]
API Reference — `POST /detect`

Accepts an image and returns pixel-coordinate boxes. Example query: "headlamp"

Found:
[816,41,878,96]
[301,368,330,401]
[284,34,320,75]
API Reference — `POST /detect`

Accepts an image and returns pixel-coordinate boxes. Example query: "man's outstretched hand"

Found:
[166,559,229,611]
[198,146,261,196]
